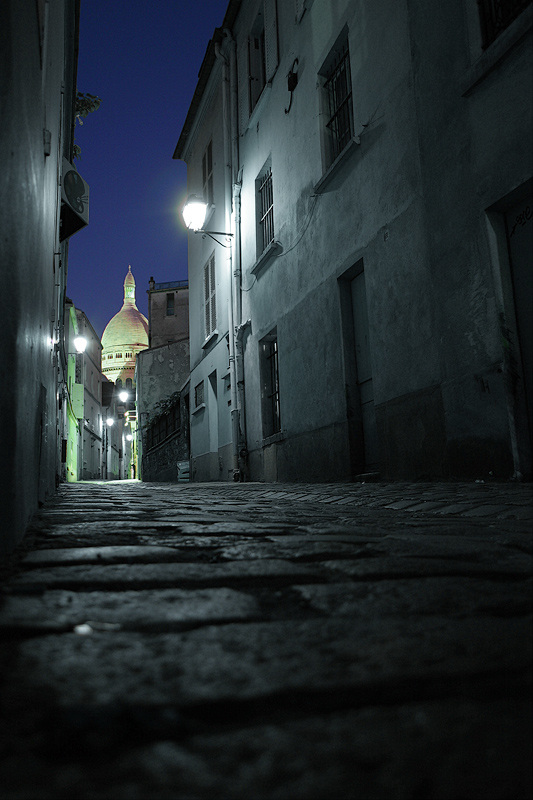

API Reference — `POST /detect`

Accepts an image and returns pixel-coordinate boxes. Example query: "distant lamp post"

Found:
[118,390,129,403]
[182,194,233,246]
[73,335,87,353]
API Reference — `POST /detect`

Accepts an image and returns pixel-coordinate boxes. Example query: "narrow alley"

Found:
[1,480,532,800]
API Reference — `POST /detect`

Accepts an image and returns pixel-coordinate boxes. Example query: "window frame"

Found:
[203,254,217,341]
[320,32,355,169]
[260,330,281,439]
[257,163,274,257]
[202,141,214,207]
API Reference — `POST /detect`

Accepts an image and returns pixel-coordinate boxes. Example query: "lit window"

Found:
[204,254,217,339]
[320,32,354,168]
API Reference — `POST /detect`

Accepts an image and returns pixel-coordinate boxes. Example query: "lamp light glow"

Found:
[126,434,133,441]
[182,195,208,231]
[73,336,87,353]
[106,418,115,427]
[118,390,129,403]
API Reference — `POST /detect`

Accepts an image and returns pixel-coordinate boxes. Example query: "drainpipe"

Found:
[215,36,241,480]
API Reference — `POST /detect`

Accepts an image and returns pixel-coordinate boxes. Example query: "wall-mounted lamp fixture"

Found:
[285,59,299,114]
[118,390,129,403]
[73,335,87,353]
[106,418,115,427]
[182,194,234,247]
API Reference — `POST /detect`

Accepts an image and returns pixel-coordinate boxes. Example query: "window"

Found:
[203,254,216,339]
[115,352,122,359]
[260,331,281,438]
[202,141,214,207]
[107,354,113,359]
[166,293,175,316]
[249,11,266,111]
[320,32,354,168]
[195,380,204,408]
[257,163,274,255]
[477,0,531,49]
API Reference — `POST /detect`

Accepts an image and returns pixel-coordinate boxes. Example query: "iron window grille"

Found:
[324,39,354,165]
[166,293,175,316]
[204,255,217,339]
[258,167,274,254]
[477,0,531,49]
[145,401,181,451]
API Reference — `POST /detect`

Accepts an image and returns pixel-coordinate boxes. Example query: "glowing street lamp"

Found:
[106,417,115,427]
[182,194,233,246]
[126,434,133,442]
[182,194,208,231]
[118,390,129,403]
[73,335,87,353]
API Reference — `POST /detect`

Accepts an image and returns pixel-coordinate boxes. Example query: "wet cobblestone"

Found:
[0,480,531,799]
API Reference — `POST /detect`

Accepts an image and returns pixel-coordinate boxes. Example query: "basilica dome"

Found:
[101,266,149,385]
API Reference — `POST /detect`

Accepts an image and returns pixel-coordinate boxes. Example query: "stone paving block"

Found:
[322,556,531,580]
[0,587,259,632]
[295,577,533,618]
[3,697,529,800]
[2,616,530,707]
[21,545,181,567]
[9,558,322,591]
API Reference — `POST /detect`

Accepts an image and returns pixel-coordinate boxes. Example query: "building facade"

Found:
[147,278,189,349]
[137,279,191,482]
[75,310,103,480]
[0,0,89,553]
[175,0,532,483]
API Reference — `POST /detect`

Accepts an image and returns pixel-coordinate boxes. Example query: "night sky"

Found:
[67,0,230,338]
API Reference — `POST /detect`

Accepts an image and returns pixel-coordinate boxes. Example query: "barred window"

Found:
[145,400,181,451]
[321,34,354,167]
[478,0,531,49]
[166,293,174,316]
[257,165,274,255]
[204,255,216,339]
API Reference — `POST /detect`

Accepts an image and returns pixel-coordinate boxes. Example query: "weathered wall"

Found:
[0,0,79,553]
[137,340,190,481]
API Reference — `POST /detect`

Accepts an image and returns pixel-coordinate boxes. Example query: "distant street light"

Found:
[106,418,115,427]
[126,434,133,442]
[118,390,129,403]
[73,335,87,353]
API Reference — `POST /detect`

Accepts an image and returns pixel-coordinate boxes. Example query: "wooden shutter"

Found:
[264,0,279,83]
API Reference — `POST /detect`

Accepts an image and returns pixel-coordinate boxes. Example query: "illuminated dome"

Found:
[101,266,148,385]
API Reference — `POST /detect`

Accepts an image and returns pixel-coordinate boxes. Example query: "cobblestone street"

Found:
[1,480,532,799]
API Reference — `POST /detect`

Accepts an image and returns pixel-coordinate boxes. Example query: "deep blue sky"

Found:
[67,0,230,338]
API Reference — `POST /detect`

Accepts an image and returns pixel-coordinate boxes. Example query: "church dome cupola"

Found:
[101,265,149,385]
